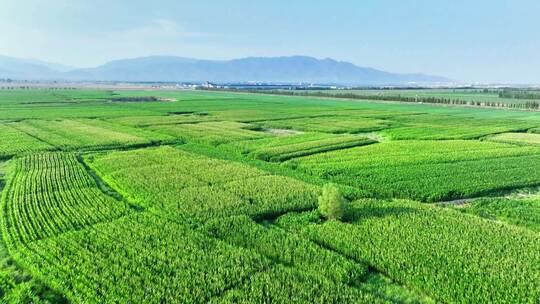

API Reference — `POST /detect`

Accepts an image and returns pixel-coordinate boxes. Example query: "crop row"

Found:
[486,132,540,146]
[13,212,270,303]
[87,146,318,220]
[108,113,215,127]
[1,152,131,245]
[8,119,171,150]
[202,215,368,284]
[276,200,540,303]
[236,88,540,110]
[13,211,387,303]
[379,114,539,140]
[457,197,540,232]
[290,140,540,201]
[0,124,53,159]
[211,265,383,303]
[258,116,389,134]
[226,132,376,162]
[0,148,384,303]
[148,121,269,145]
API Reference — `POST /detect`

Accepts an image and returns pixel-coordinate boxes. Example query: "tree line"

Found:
[499,89,540,100]
[200,88,540,110]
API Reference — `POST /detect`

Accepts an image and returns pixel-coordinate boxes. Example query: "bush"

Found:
[318,184,347,220]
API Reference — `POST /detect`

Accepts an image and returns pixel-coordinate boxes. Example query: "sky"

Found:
[1,0,539,83]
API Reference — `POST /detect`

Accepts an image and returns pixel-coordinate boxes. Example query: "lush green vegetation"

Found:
[289,140,540,201]
[499,89,540,100]
[487,132,540,146]
[276,200,540,303]
[257,115,389,133]
[379,114,537,139]
[0,88,539,303]
[148,121,268,145]
[1,152,132,245]
[0,125,53,159]
[239,88,540,109]
[317,183,347,220]
[457,197,540,232]
[8,119,172,150]
[225,132,375,161]
[87,146,318,221]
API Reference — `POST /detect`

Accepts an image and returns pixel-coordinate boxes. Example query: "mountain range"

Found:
[0,55,451,85]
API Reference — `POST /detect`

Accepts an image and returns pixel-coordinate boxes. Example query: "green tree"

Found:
[318,184,347,221]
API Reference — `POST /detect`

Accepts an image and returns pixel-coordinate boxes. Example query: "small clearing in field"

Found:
[109,96,177,103]
[505,187,540,199]
[437,198,475,208]
[264,128,304,136]
[354,132,386,142]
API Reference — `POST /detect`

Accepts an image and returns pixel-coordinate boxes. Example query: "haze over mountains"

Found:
[0,55,450,85]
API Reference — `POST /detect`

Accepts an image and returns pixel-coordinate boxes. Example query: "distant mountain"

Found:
[23,58,75,73]
[0,55,64,80]
[0,55,451,85]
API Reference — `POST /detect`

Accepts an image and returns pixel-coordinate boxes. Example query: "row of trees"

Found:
[499,89,540,100]
[0,86,78,90]
[204,88,540,110]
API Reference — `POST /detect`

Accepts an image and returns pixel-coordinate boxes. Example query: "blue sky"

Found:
[1,0,539,83]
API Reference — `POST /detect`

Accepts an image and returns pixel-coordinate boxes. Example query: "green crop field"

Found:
[270,88,540,109]
[0,88,539,303]
[486,132,540,146]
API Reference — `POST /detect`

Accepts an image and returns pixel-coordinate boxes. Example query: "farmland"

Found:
[0,88,539,303]
[253,88,540,110]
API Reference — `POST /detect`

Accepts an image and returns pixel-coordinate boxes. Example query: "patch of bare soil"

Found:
[159,98,177,102]
[505,187,540,199]
[353,132,386,142]
[437,198,475,208]
[109,96,177,103]
[264,128,304,136]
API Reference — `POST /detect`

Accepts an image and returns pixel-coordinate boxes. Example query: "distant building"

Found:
[202,81,216,88]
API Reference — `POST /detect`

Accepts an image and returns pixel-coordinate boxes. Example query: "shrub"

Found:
[318,184,347,220]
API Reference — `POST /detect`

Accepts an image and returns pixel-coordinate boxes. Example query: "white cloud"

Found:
[0,19,214,67]
[108,19,209,41]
